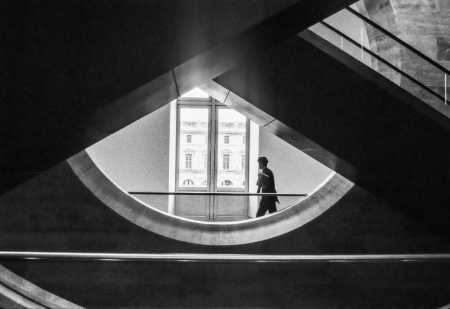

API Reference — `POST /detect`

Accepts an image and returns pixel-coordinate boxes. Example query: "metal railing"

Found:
[129,191,307,197]
[345,6,448,106]
[0,251,449,263]
[345,7,450,77]
[311,6,449,106]
[319,20,447,105]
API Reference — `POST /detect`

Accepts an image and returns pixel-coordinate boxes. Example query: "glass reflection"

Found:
[216,108,247,190]
[178,107,209,189]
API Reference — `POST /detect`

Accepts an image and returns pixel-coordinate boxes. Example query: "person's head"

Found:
[258,156,268,169]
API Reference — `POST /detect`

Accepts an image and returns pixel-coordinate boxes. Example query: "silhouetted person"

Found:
[256,156,279,217]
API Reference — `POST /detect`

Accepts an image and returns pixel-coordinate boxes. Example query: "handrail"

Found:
[345,7,450,75]
[319,21,448,104]
[129,191,307,197]
[0,265,83,309]
[0,251,449,263]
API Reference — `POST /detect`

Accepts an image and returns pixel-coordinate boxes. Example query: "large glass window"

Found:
[176,99,248,192]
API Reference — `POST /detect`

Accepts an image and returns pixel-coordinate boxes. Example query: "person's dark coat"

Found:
[256,167,279,217]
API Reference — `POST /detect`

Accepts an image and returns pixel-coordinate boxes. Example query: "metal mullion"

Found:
[177,100,213,107]
[209,99,217,220]
[214,104,224,222]
[177,96,213,104]
[245,119,250,193]
[174,101,181,195]
[244,119,250,212]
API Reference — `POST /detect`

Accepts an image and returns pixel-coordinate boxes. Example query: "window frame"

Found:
[214,105,250,192]
[175,98,249,193]
[175,100,212,192]
[184,153,192,169]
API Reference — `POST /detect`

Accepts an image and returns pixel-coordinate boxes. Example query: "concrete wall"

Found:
[2,0,317,194]
[0,148,448,307]
[3,258,449,308]
[363,0,450,67]
[0,158,448,253]
[215,34,450,231]
[87,104,171,212]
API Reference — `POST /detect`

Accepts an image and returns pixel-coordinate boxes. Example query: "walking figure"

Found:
[256,156,279,217]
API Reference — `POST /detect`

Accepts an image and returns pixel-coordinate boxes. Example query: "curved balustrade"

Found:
[128,191,309,222]
[68,151,354,245]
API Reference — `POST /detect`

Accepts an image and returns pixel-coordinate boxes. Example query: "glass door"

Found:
[213,107,249,221]
[175,104,211,221]
[174,99,249,221]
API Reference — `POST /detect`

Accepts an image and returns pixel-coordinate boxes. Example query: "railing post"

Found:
[360,27,364,61]
[445,73,448,105]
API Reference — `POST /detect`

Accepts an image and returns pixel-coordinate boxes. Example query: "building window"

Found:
[221,180,233,186]
[224,135,229,144]
[185,153,192,169]
[182,179,194,186]
[186,134,192,143]
[223,154,230,170]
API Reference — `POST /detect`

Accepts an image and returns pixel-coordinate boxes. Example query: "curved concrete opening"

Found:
[86,95,338,222]
[68,151,354,246]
